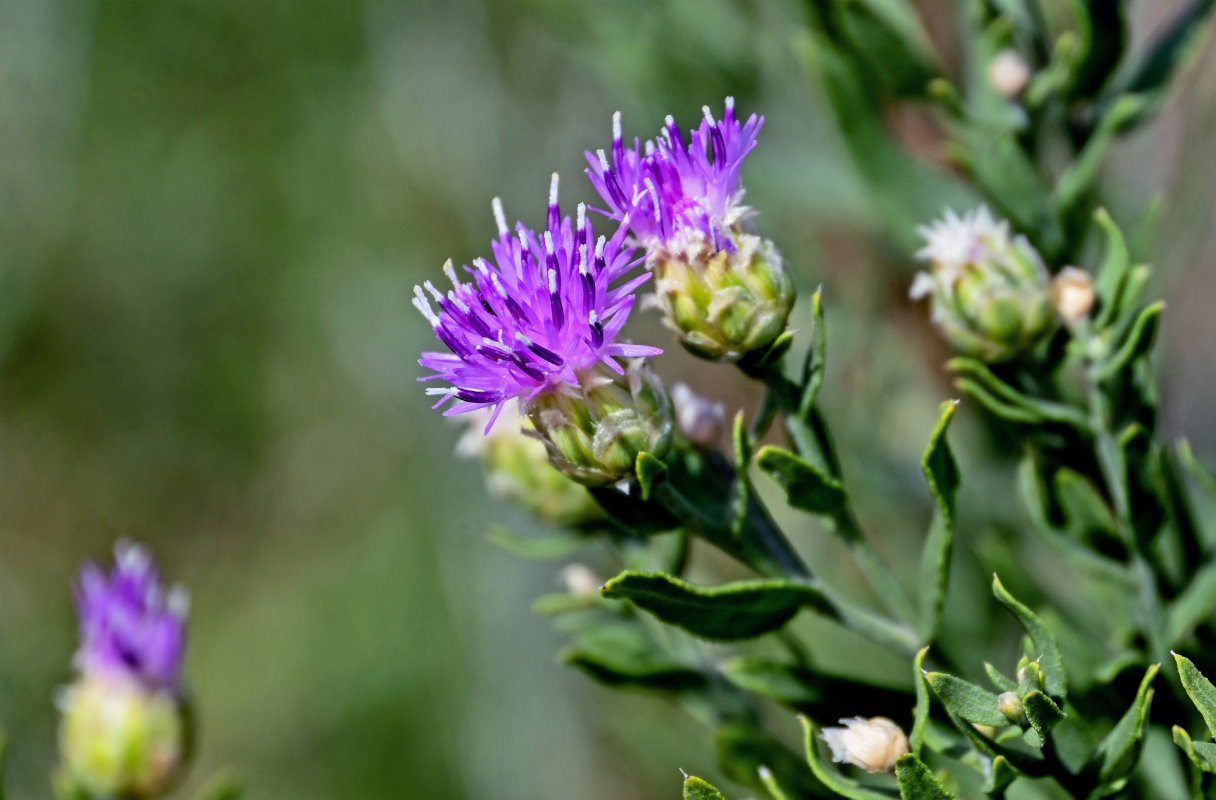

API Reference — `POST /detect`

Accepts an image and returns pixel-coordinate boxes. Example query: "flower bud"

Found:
[651,232,795,362]
[820,716,909,774]
[1051,266,1095,327]
[912,206,1055,362]
[988,50,1031,98]
[58,675,186,798]
[671,383,725,449]
[457,399,604,527]
[998,691,1026,725]
[560,563,602,597]
[525,361,672,487]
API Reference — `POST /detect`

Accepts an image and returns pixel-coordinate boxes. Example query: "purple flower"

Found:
[585,97,763,255]
[74,542,188,694]
[415,174,661,432]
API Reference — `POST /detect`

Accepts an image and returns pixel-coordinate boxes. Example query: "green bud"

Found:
[524,361,672,487]
[457,399,605,527]
[651,231,795,362]
[998,691,1027,725]
[913,207,1055,362]
[57,676,186,799]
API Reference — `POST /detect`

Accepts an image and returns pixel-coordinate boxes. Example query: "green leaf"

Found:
[1023,690,1066,740]
[716,722,830,798]
[683,775,727,800]
[756,765,793,800]
[560,617,708,692]
[925,672,1009,728]
[984,662,1018,694]
[189,769,243,800]
[1178,439,1216,497]
[756,445,849,517]
[992,576,1067,700]
[895,753,955,799]
[911,648,931,756]
[1176,653,1216,739]
[1166,561,1216,647]
[635,451,668,502]
[948,359,1090,429]
[1172,725,1216,774]
[953,378,1043,425]
[1095,302,1164,382]
[799,717,893,800]
[918,400,959,640]
[601,571,832,641]
[588,485,679,535]
[799,288,827,418]
[837,0,940,98]
[730,413,755,537]
[1053,468,1120,541]
[1092,208,1132,330]
[1090,663,1158,782]
[983,755,1020,795]
[485,525,586,560]
[1053,96,1144,213]
[722,658,823,707]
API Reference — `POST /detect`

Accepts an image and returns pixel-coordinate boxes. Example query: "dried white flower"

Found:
[989,49,1032,97]
[1052,266,1096,326]
[821,716,909,774]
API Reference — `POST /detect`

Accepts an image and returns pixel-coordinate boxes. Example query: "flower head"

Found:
[586,98,762,256]
[416,175,660,432]
[821,716,909,774]
[74,542,188,695]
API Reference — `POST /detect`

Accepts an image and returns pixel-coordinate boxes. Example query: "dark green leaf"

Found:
[1092,208,1131,329]
[799,289,827,418]
[992,576,1067,700]
[1090,664,1158,782]
[983,754,1020,795]
[895,753,955,799]
[636,452,668,502]
[757,445,848,517]
[1175,653,1216,739]
[798,717,893,800]
[562,648,707,693]
[918,400,959,640]
[911,648,931,755]
[953,378,1042,425]
[925,672,1009,728]
[560,617,708,692]
[1096,302,1164,382]
[683,775,727,800]
[1053,469,1120,541]
[837,0,939,97]
[601,572,832,641]
[730,413,754,537]
[1172,726,1216,774]
[1023,691,1065,740]
[588,485,679,535]
[716,722,831,798]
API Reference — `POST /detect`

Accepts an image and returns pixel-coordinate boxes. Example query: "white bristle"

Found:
[576,202,586,231]
[597,148,610,171]
[491,197,508,237]
[549,173,559,207]
[612,111,621,142]
[702,105,714,125]
[442,259,460,288]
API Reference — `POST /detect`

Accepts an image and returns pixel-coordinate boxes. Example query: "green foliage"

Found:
[992,576,1067,701]
[682,774,728,800]
[756,445,849,517]
[895,754,954,800]
[799,717,891,800]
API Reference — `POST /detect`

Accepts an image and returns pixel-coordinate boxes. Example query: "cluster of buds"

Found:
[57,543,190,799]
[911,206,1057,362]
[587,99,795,362]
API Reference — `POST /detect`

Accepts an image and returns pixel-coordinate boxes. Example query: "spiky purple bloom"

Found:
[74,542,188,694]
[585,97,763,254]
[415,175,661,431]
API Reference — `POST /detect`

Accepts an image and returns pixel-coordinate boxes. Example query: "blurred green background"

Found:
[1,0,1214,798]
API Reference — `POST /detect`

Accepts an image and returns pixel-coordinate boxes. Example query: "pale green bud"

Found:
[913,206,1055,362]
[57,676,186,799]
[998,691,1026,725]
[651,231,795,362]
[457,399,604,527]
[524,361,672,487]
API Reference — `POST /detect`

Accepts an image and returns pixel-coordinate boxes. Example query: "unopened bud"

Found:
[820,716,909,774]
[913,206,1055,362]
[58,676,186,798]
[1051,266,1095,326]
[561,563,601,597]
[651,231,795,362]
[525,361,672,487]
[998,691,1026,725]
[988,50,1031,98]
[671,383,725,449]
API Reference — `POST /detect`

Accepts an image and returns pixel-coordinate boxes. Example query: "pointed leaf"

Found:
[925,672,1009,727]
[636,452,668,502]
[799,289,827,417]
[1093,208,1132,329]
[1178,439,1216,497]
[1023,690,1066,740]
[1172,726,1216,774]
[984,662,1018,693]
[918,400,959,639]
[1091,664,1159,782]
[730,413,755,537]
[683,775,727,800]
[992,576,1067,700]
[911,648,931,755]
[756,445,848,517]
[486,525,586,560]
[1175,653,1216,739]
[1166,562,1216,647]
[799,717,893,800]
[1096,302,1164,382]
[948,360,1090,429]
[601,572,832,641]
[716,722,829,798]
[895,753,955,799]
[983,754,1019,795]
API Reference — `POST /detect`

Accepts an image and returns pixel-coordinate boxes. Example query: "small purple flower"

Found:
[74,542,188,694]
[415,174,661,432]
[585,97,763,255]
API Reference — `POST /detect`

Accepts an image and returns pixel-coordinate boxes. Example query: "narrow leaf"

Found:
[716,722,829,797]
[983,755,1019,795]
[486,525,585,560]
[562,648,707,692]
[911,648,931,755]
[683,775,727,800]
[601,572,831,641]
[1091,663,1158,782]
[1095,302,1164,382]
[948,360,1090,429]
[918,400,959,639]
[756,445,849,517]
[636,451,668,502]
[1176,653,1216,739]
[925,672,1009,727]
[1172,726,1216,774]
[992,576,1067,700]
[799,288,827,417]
[1023,690,1066,740]
[1093,208,1132,330]
[1166,561,1216,647]
[1178,439,1216,497]
[984,662,1018,693]
[895,753,955,799]
[799,717,893,800]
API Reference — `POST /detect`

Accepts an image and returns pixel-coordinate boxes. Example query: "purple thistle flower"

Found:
[74,542,188,694]
[415,174,661,432]
[585,97,763,255]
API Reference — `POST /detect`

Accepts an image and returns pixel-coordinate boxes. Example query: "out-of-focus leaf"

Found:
[1053,468,1119,541]
[799,288,827,418]
[984,662,1018,693]
[925,672,1009,727]
[798,717,892,800]
[1172,726,1216,774]
[717,722,831,798]
[189,770,243,800]
[1023,690,1065,740]
[1166,561,1216,647]
[1054,95,1143,213]
[485,525,586,560]
[601,572,831,641]
[948,359,1089,429]
[683,775,727,800]
[1095,302,1163,383]
[1178,439,1216,497]
[836,0,939,97]
[1092,208,1131,330]
[983,754,1020,795]
[560,617,708,692]
[722,659,822,707]
[1175,653,1216,739]
[1117,424,1167,549]
[911,648,931,755]
[895,753,955,799]
[589,485,679,535]
[1089,664,1158,782]
[918,400,959,640]
[730,413,754,537]
[636,451,668,502]
[993,575,1067,700]
[756,445,848,517]
[1072,0,1127,99]
[756,765,793,800]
